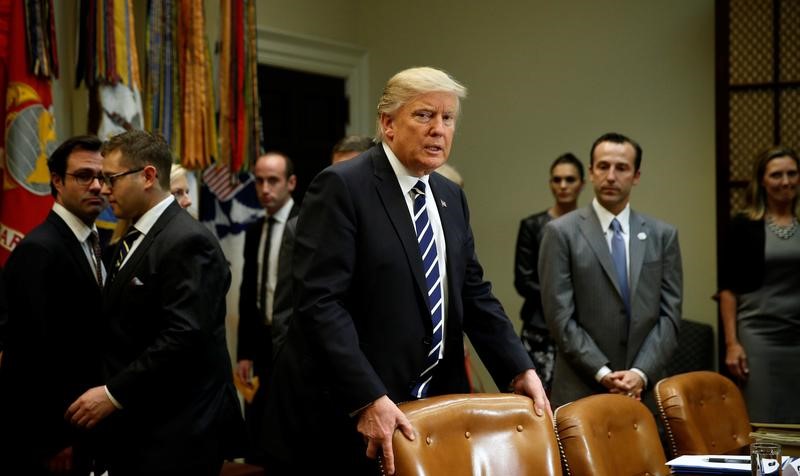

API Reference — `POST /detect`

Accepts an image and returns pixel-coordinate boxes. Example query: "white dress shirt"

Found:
[52,202,106,285]
[256,197,295,324]
[383,142,448,354]
[590,198,647,387]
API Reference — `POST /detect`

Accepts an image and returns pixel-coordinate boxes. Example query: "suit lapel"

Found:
[578,206,625,299]
[106,201,180,300]
[371,149,429,305]
[628,210,646,301]
[429,177,456,288]
[48,212,99,287]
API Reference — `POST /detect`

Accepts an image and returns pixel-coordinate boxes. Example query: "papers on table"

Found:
[667,454,799,474]
[667,455,750,474]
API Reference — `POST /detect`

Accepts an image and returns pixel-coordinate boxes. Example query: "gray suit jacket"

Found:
[539,205,682,407]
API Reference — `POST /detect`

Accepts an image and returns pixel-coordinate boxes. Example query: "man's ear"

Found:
[287,174,297,192]
[51,173,64,197]
[143,165,159,189]
[380,113,394,141]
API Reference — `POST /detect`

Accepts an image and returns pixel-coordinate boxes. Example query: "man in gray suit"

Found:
[539,132,682,407]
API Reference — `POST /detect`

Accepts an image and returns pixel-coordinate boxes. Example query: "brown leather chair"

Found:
[655,371,751,457]
[387,393,562,476]
[219,462,264,476]
[554,394,670,476]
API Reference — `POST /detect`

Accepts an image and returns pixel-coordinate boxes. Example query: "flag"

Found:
[76,0,143,140]
[0,0,58,264]
[200,163,261,239]
[146,0,216,170]
[76,0,144,236]
[200,0,262,241]
[218,0,261,173]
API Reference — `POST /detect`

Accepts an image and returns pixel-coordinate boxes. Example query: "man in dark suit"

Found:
[264,67,550,475]
[539,132,683,408]
[0,136,105,475]
[270,136,374,358]
[66,130,243,476]
[235,151,296,463]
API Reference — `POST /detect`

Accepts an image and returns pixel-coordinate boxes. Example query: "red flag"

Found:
[0,0,57,264]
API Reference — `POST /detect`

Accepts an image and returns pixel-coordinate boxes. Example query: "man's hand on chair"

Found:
[357,395,415,475]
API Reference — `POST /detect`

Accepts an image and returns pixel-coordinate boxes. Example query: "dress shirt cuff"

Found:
[349,396,383,418]
[594,366,612,383]
[104,385,123,410]
[630,368,648,388]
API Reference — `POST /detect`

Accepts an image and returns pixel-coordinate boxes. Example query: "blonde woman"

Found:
[719,146,800,423]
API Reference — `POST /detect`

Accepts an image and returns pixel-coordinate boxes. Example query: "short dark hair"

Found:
[102,130,173,190]
[332,135,374,156]
[48,135,102,197]
[550,152,584,180]
[260,151,295,179]
[590,132,643,171]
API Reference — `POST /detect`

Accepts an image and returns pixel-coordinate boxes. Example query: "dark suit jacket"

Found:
[0,211,103,471]
[264,145,533,470]
[539,205,683,407]
[101,201,243,473]
[719,215,765,294]
[270,215,297,357]
[237,205,297,369]
[514,210,552,330]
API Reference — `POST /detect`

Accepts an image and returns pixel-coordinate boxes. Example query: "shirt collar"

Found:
[269,197,295,224]
[383,142,430,196]
[52,202,97,242]
[592,198,631,234]
[132,195,175,236]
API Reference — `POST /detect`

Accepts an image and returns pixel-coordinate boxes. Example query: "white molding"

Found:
[256,27,370,136]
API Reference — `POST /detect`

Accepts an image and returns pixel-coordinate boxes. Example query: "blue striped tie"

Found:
[410,180,444,399]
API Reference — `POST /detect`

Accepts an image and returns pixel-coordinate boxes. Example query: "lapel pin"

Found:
[440,199,447,208]
[637,232,647,240]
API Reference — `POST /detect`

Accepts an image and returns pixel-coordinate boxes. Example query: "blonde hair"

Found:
[375,67,467,141]
[170,163,187,184]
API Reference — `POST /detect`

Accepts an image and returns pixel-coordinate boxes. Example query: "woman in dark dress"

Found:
[719,146,800,423]
[514,153,584,394]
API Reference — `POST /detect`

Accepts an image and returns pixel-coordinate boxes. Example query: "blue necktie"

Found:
[610,218,630,316]
[409,181,444,399]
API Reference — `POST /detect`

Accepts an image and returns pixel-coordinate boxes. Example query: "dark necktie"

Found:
[409,181,444,399]
[610,218,630,317]
[88,230,103,286]
[259,217,276,324]
[114,227,141,274]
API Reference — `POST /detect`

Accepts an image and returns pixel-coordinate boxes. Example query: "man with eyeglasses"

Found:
[0,135,106,475]
[65,130,244,476]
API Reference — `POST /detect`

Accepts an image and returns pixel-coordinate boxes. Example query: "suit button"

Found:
[422,337,432,346]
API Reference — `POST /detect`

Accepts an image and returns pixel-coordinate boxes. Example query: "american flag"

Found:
[202,163,251,202]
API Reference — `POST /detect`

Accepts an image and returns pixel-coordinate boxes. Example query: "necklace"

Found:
[766,215,798,240]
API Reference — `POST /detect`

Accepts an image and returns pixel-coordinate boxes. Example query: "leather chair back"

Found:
[388,393,562,476]
[655,371,751,457]
[554,394,670,476]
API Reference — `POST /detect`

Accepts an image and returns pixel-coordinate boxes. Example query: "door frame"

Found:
[256,27,370,136]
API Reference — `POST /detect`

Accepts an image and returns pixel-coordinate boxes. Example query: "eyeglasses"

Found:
[101,167,145,188]
[66,171,104,186]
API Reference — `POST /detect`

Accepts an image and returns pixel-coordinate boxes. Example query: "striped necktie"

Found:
[114,227,141,274]
[88,230,103,286]
[409,180,444,399]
